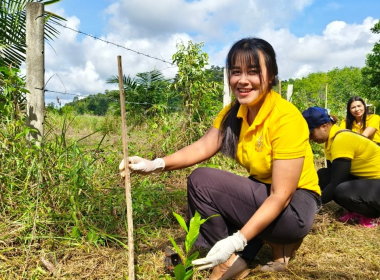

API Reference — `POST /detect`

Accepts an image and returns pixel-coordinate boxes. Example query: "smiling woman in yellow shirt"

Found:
[120,38,320,279]
[340,96,380,145]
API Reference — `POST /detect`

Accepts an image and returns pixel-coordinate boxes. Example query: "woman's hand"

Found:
[119,156,165,177]
[192,231,247,270]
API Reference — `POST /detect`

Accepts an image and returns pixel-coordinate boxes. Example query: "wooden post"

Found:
[223,68,231,107]
[286,84,293,102]
[118,56,135,279]
[26,2,45,145]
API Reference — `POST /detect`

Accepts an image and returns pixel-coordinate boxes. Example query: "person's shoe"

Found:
[260,240,302,273]
[219,255,250,280]
[359,216,380,228]
[338,211,360,223]
[260,261,286,272]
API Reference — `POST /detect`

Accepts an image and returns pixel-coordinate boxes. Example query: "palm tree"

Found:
[0,0,65,68]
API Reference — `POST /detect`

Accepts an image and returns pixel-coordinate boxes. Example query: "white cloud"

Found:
[42,0,379,104]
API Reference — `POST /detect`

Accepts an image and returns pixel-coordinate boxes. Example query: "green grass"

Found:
[0,112,379,279]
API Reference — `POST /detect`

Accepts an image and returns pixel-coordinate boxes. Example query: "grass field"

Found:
[0,112,379,280]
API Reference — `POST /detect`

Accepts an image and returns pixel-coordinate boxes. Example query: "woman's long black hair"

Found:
[345,96,367,131]
[219,38,278,158]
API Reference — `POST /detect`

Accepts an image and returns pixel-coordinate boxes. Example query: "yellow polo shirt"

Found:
[213,90,320,195]
[330,130,380,179]
[324,124,343,161]
[340,114,380,144]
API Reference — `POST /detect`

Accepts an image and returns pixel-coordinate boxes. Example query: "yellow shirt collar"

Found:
[236,90,279,129]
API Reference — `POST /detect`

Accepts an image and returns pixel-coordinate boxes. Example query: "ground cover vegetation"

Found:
[1,6,380,278]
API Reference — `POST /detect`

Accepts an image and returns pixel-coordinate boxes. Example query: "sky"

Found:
[38,0,380,105]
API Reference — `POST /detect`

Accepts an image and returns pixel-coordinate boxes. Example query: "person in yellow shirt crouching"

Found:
[302,107,380,228]
[340,96,380,145]
[120,38,321,279]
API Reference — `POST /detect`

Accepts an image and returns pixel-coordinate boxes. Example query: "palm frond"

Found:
[0,0,66,68]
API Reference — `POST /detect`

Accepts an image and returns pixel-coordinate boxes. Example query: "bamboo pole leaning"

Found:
[117,56,135,279]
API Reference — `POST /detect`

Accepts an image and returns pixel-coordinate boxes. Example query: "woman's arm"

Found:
[362,115,379,138]
[163,127,222,171]
[321,158,351,204]
[362,127,377,138]
[240,157,304,241]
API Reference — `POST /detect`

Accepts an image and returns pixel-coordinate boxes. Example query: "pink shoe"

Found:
[359,216,380,228]
[338,211,360,223]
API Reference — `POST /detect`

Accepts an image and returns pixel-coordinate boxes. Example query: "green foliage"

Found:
[171,40,223,143]
[167,211,218,280]
[0,0,66,68]
[284,67,366,120]
[0,65,27,121]
[205,65,224,83]
[106,69,178,121]
[362,20,380,100]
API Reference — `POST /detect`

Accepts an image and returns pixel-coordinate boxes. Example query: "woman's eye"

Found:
[231,70,240,75]
[249,69,259,75]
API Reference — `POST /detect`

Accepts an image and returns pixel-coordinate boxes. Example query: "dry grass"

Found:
[1,114,379,279]
[1,189,379,279]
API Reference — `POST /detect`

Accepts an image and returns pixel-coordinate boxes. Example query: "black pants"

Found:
[318,168,380,218]
[187,167,319,261]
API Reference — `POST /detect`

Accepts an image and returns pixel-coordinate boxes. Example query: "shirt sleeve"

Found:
[212,104,231,130]
[330,133,356,160]
[367,115,380,130]
[339,120,346,129]
[271,109,309,159]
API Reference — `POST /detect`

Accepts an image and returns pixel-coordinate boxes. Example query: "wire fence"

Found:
[45,89,182,110]
[51,21,174,65]
[44,21,181,108]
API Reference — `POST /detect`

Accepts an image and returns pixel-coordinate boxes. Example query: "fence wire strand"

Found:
[51,21,173,65]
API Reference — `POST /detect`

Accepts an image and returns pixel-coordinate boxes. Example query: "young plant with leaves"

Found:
[166,211,217,280]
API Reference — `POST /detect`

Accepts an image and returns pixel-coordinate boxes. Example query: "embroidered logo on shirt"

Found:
[255,134,263,152]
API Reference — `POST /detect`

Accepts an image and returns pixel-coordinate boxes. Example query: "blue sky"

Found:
[43,0,380,105]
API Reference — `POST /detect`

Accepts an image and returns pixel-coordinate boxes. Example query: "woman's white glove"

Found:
[192,231,247,270]
[119,156,165,177]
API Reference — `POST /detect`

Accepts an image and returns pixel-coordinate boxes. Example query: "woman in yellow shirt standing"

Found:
[120,38,320,279]
[303,107,380,228]
[340,96,380,145]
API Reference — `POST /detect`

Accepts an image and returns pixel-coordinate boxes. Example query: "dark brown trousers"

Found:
[187,167,319,261]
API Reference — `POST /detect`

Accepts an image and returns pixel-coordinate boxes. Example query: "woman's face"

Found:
[229,52,270,106]
[349,101,365,120]
[310,124,329,144]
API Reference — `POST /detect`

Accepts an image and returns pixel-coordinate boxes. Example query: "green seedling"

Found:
[166,210,218,280]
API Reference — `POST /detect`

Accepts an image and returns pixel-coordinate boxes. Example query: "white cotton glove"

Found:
[192,231,247,270]
[119,156,165,177]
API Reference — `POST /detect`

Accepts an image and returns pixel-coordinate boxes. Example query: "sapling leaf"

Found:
[186,212,219,254]
[185,251,199,267]
[169,236,185,263]
[184,269,195,280]
[173,212,188,233]
[174,263,186,280]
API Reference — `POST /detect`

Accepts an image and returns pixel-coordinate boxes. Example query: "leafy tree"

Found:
[106,69,175,119]
[287,72,328,112]
[171,40,223,141]
[284,67,365,119]
[205,65,224,83]
[0,0,65,68]
[361,20,380,100]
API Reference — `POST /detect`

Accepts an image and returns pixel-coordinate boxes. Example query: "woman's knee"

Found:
[334,182,356,204]
[187,167,210,190]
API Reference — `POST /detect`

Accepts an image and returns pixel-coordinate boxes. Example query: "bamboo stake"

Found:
[117,56,135,279]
